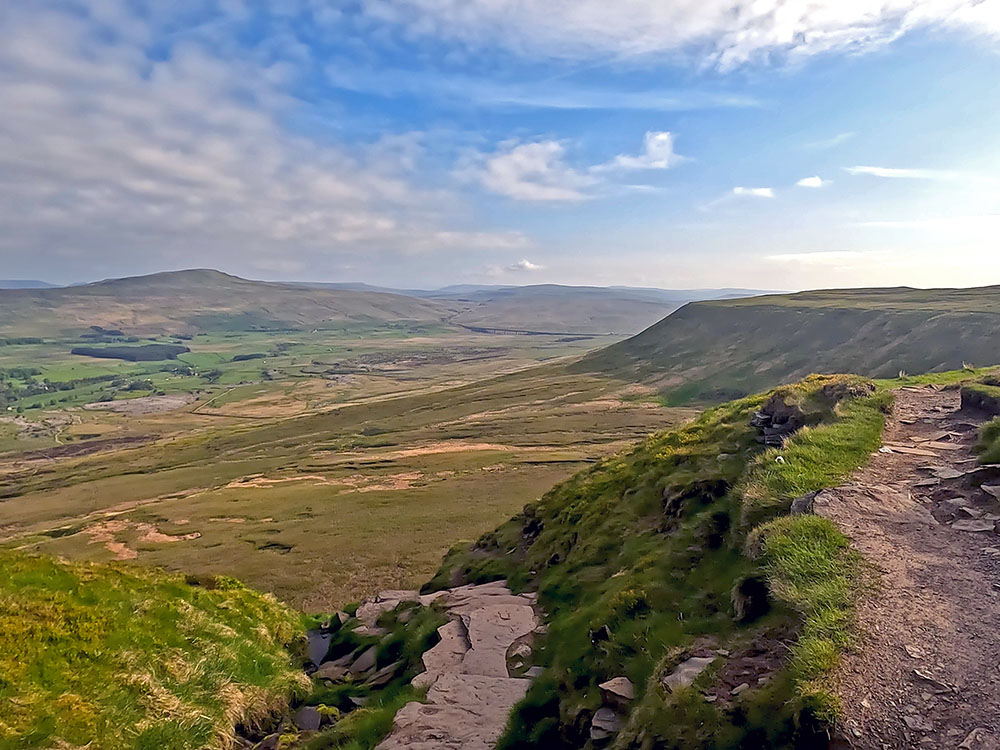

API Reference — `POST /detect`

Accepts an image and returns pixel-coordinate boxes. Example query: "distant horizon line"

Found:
[5,266,1000,295]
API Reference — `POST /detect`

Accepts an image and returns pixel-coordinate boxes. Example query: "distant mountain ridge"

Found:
[0,280,58,289]
[0,269,449,337]
[293,281,779,335]
[577,285,1000,402]
[0,269,778,338]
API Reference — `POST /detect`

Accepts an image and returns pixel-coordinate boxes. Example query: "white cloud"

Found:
[595,131,683,171]
[326,63,759,111]
[508,258,544,271]
[796,176,829,188]
[766,251,867,265]
[361,1,1000,69]
[803,132,856,150]
[733,186,775,198]
[467,141,596,201]
[844,165,956,179]
[0,2,522,281]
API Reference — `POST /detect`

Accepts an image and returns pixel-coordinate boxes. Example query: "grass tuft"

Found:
[0,551,308,750]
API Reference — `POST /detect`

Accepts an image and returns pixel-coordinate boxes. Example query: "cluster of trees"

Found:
[0,369,163,410]
[70,344,190,361]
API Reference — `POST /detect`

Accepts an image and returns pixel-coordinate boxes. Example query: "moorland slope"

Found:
[578,286,1000,402]
[0,270,450,337]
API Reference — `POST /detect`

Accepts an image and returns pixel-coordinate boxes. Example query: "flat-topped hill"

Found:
[578,285,1000,402]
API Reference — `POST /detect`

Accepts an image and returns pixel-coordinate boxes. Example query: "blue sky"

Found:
[1,1,998,289]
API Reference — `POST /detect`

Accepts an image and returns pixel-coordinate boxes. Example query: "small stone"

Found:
[933,467,965,480]
[903,715,932,732]
[365,660,403,688]
[524,666,545,678]
[510,643,532,660]
[704,694,718,703]
[731,682,750,696]
[952,519,997,532]
[661,656,715,692]
[957,506,985,519]
[598,676,635,709]
[294,706,322,732]
[590,707,622,742]
[982,485,1000,500]
[253,735,280,750]
[349,646,378,675]
[959,728,995,749]
[716,649,730,657]
[942,496,972,510]
[313,661,348,682]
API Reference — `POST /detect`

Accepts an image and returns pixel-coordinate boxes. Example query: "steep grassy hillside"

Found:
[0,270,450,337]
[578,286,1000,402]
[0,551,307,750]
[435,285,776,336]
[424,374,889,749]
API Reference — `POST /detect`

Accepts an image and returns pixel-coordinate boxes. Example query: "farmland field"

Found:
[0,287,691,609]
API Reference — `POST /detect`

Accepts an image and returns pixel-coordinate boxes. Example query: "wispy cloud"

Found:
[844,166,956,180]
[766,251,867,265]
[0,2,525,281]
[733,186,775,198]
[361,1,1000,69]
[508,258,544,271]
[593,131,684,171]
[464,140,596,201]
[803,132,856,150]
[796,176,829,188]
[326,64,758,111]
[700,185,775,210]
[855,215,1000,230]
[468,131,686,201]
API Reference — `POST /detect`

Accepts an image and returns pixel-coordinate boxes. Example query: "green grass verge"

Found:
[741,383,889,724]
[0,551,309,750]
[979,418,1000,463]
[740,382,892,529]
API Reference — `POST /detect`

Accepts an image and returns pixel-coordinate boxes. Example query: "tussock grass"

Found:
[749,516,865,723]
[0,551,308,750]
[740,381,891,528]
[978,418,1000,463]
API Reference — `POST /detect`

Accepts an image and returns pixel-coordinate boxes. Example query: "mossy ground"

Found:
[0,552,309,750]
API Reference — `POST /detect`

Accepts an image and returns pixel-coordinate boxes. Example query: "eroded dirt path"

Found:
[815,386,1000,749]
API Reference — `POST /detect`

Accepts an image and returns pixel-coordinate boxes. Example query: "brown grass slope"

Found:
[576,285,1000,402]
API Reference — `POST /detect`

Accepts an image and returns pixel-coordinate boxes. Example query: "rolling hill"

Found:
[297,282,778,335]
[0,280,58,289]
[0,269,450,337]
[577,285,1000,401]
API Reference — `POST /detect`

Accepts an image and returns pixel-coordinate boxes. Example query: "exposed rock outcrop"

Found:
[376,581,539,750]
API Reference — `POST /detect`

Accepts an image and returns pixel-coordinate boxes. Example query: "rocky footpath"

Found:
[809,386,1000,748]
[376,580,540,750]
[243,581,546,749]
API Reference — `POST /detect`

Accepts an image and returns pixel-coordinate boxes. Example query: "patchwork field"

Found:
[0,321,691,610]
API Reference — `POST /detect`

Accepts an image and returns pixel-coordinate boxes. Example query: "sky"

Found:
[1,1,999,290]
